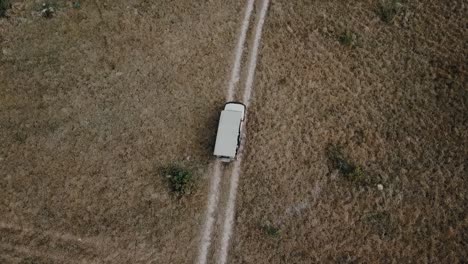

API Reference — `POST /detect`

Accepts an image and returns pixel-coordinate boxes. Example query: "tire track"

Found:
[197,0,270,263]
[197,160,222,264]
[217,1,270,263]
[227,0,255,102]
[196,0,255,263]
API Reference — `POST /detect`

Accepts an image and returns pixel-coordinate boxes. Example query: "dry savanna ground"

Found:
[232,0,467,263]
[1,0,467,263]
[1,0,244,263]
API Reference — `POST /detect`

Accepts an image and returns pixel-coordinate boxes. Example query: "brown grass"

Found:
[0,0,466,263]
[231,0,467,263]
[0,0,244,262]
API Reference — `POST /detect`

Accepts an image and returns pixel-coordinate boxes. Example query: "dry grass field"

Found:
[1,0,467,263]
[1,0,243,263]
[232,0,467,263]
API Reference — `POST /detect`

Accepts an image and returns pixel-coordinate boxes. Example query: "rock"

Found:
[377,184,384,191]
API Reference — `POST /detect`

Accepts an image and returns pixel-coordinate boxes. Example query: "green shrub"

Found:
[0,0,11,17]
[338,31,357,47]
[327,144,374,185]
[162,165,193,196]
[40,1,57,18]
[377,0,402,23]
[348,165,365,183]
[327,145,354,175]
[262,224,280,237]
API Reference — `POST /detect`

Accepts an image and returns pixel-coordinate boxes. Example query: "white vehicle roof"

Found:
[213,110,243,158]
[224,102,245,118]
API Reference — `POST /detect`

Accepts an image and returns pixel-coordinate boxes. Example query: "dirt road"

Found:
[197,1,270,263]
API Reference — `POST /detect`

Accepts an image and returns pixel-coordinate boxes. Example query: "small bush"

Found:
[0,0,11,17]
[377,0,402,23]
[338,31,357,47]
[348,165,365,183]
[327,144,374,185]
[261,224,280,237]
[40,2,57,18]
[162,165,193,196]
[327,145,354,175]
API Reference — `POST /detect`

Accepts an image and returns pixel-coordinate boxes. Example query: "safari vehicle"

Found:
[213,102,246,162]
